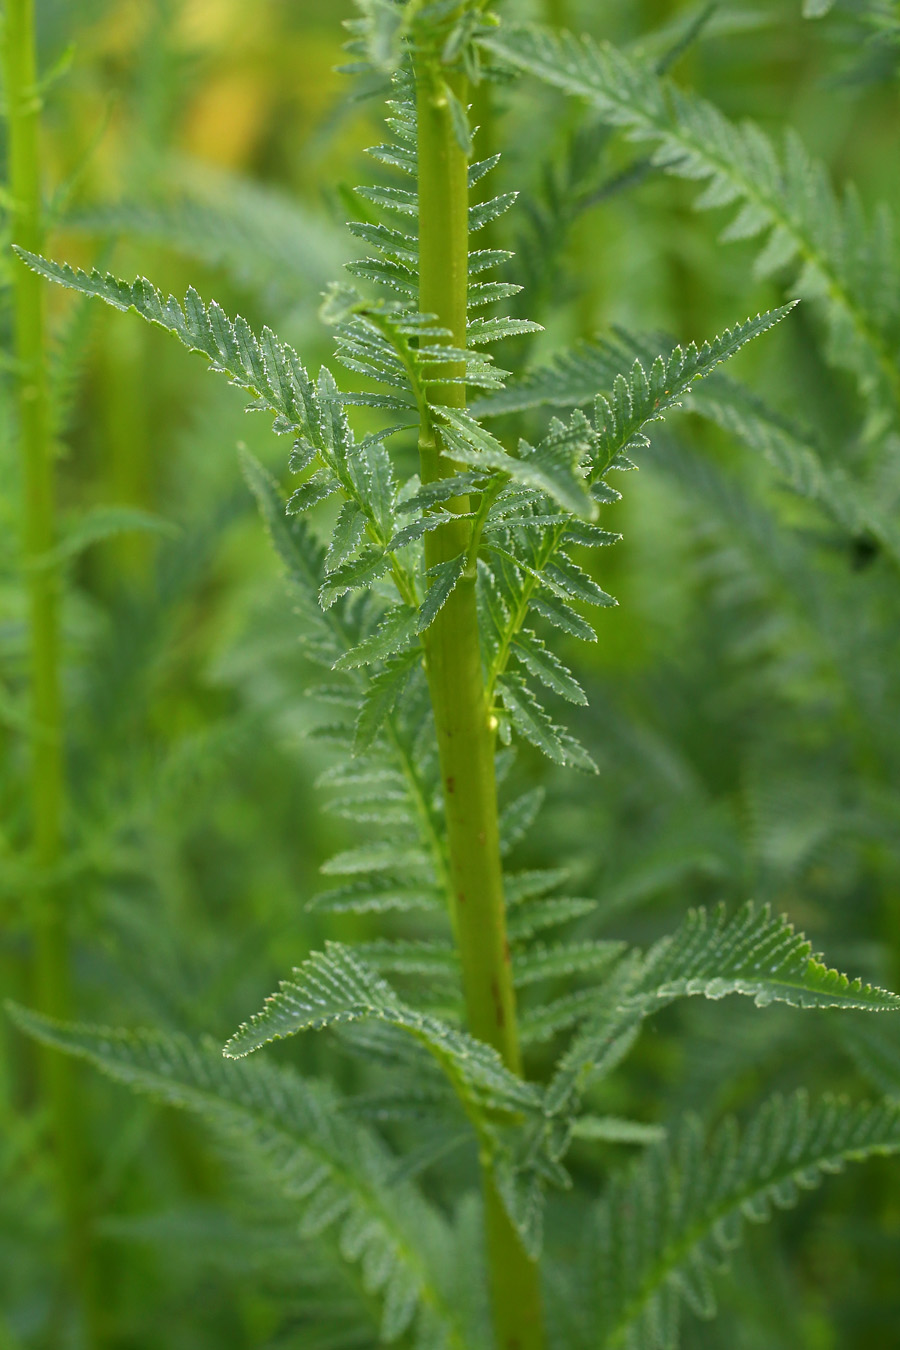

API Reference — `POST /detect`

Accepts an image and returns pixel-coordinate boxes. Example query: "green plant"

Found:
[1,0,100,1337]
[7,3,900,1349]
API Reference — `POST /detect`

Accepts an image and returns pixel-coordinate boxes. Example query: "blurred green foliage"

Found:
[2,1,900,1347]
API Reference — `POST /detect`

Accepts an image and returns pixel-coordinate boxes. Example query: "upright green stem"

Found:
[415,58,545,1350]
[3,2,97,1340]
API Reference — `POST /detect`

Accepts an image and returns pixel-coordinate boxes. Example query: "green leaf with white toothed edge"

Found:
[334,606,420,669]
[471,330,638,418]
[498,675,598,771]
[15,252,411,556]
[286,471,340,515]
[219,940,566,1265]
[319,549,391,610]
[13,252,308,420]
[512,630,587,705]
[354,649,422,754]
[631,900,900,1012]
[5,1002,470,1350]
[473,325,900,565]
[477,24,900,404]
[589,1091,900,1350]
[590,309,797,472]
[321,842,432,877]
[547,902,900,1118]
[223,943,541,1123]
[474,310,795,431]
[435,405,598,520]
[418,556,467,634]
[325,499,367,572]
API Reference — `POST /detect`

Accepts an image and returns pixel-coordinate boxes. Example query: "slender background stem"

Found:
[415,56,545,1350]
[3,1,98,1340]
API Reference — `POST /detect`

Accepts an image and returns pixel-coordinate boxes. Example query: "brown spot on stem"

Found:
[457,890,466,905]
[446,776,455,794]
[478,830,486,847]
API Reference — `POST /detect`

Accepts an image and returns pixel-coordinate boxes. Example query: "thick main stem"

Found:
[415,59,545,1350]
[3,2,97,1340]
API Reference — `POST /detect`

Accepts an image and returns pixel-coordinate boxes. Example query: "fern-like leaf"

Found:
[6,1004,469,1350]
[548,901,900,1114]
[224,942,540,1122]
[840,1016,900,1098]
[589,308,795,471]
[588,1091,900,1349]
[67,165,346,312]
[475,325,900,565]
[633,899,900,1011]
[480,24,900,406]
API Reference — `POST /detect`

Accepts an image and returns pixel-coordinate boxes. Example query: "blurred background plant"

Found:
[2,1,900,1347]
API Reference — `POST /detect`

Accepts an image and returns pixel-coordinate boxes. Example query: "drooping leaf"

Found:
[589,1092,900,1349]
[478,25,900,405]
[224,943,541,1124]
[548,902,900,1115]
[6,1003,469,1349]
